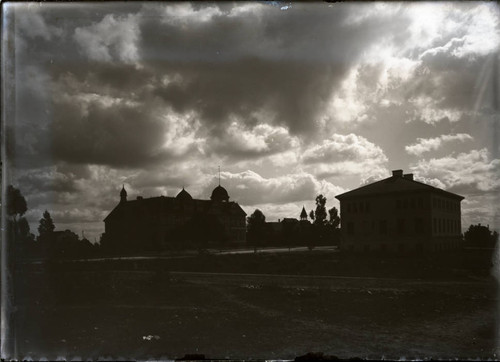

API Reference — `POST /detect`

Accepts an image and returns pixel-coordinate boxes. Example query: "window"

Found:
[347,203,351,213]
[379,220,388,235]
[397,219,405,235]
[365,201,371,212]
[347,222,354,235]
[433,218,437,233]
[410,198,415,209]
[403,199,408,209]
[418,198,423,208]
[396,199,401,209]
[415,218,424,235]
[362,220,369,234]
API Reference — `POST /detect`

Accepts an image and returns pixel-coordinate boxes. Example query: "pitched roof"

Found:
[300,206,307,218]
[104,195,246,222]
[335,174,464,201]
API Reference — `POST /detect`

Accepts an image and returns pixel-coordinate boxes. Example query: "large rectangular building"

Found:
[335,170,464,252]
[103,185,246,252]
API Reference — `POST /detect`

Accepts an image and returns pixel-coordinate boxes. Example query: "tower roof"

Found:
[300,206,307,219]
[120,185,127,203]
[176,187,193,201]
[211,185,229,202]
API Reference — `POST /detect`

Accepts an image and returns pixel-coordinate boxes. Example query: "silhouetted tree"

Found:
[464,224,498,248]
[6,185,33,257]
[308,195,328,249]
[247,209,266,250]
[37,210,55,245]
[328,207,340,229]
[314,195,327,226]
[327,206,341,246]
[309,210,315,222]
[7,185,27,221]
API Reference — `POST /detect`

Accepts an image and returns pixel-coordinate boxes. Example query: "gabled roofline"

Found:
[335,175,464,201]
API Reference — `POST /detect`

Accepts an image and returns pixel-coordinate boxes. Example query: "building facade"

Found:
[335,170,464,252]
[103,184,246,251]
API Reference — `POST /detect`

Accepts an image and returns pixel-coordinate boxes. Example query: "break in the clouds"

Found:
[4,2,500,240]
[405,134,473,156]
[302,134,389,182]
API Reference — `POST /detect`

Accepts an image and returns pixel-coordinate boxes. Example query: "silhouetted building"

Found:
[103,184,246,251]
[336,170,464,253]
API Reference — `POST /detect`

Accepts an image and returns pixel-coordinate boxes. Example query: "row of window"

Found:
[395,197,424,210]
[347,218,424,236]
[344,196,460,214]
[347,218,424,235]
[432,218,460,235]
[345,201,371,214]
[346,218,461,236]
[432,197,460,213]
[159,217,245,227]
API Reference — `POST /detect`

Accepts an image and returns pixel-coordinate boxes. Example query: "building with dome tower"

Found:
[102,182,246,252]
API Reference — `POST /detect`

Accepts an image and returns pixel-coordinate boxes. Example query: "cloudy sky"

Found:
[3,2,500,241]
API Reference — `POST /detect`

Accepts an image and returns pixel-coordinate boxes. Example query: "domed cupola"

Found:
[176,187,193,202]
[211,185,229,202]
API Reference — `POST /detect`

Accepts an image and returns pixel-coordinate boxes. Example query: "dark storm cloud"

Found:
[51,98,172,167]
[134,2,412,138]
[10,2,416,170]
[151,59,346,137]
[17,169,79,194]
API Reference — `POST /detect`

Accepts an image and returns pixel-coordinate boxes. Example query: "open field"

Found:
[9,249,500,360]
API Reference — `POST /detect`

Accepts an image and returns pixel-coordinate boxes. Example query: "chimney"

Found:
[403,173,414,181]
[392,169,403,177]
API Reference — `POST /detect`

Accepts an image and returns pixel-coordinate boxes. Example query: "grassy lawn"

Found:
[10,248,499,360]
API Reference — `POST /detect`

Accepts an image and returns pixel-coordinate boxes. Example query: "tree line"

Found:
[6,185,99,260]
[247,194,341,249]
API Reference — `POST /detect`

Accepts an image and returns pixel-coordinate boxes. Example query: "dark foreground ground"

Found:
[9,248,500,360]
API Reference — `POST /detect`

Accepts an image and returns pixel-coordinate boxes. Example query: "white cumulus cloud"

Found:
[74,14,140,63]
[410,148,500,193]
[405,133,473,156]
[302,134,388,181]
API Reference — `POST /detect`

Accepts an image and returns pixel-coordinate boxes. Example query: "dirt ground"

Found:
[11,267,499,360]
